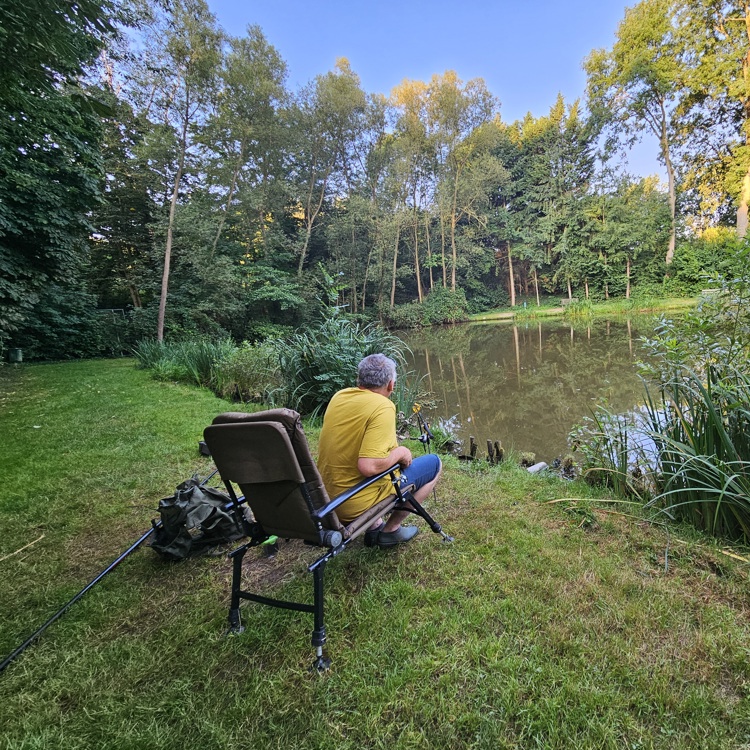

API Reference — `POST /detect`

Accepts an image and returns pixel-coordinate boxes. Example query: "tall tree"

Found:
[0,0,122,348]
[675,0,750,237]
[428,71,500,290]
[290,59,368,276]
[130,0,222,341]
[585,0,683,264]
[204,26,288,259]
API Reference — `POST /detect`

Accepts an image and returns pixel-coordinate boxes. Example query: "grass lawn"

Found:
[470,297,697,322]
[0,359,748,749]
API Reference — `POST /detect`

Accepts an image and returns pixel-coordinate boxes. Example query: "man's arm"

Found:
[358,445,412,477]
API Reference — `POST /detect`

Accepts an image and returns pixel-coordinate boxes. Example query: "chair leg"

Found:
[310,562,331,671]
[227,545,248,635]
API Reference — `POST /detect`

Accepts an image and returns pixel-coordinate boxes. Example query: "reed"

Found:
[644,364,750,541]
[132,338,237,389]
[274,316,407,417]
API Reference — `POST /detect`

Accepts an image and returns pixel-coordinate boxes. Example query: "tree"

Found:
[427,71,500,290]
[290,59,368,276]
[585,0,683,264]
[0,0,122,349]
[515,97,598,299]
[129,0,223,341]
[204,26,288,258]
[674,0,750,237]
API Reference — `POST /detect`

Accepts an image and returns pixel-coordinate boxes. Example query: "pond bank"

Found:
[1,359,748,749]
[470,296,696,322]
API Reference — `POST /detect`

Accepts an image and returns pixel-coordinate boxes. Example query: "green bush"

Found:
[378,301,425,330]
[214,341,283,403]
[422,287,469,325]
[379,288,470,329]
[276,314,407,417]
[132,337,237,389]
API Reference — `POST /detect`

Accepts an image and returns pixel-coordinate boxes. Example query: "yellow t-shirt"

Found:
[317,387,398,523]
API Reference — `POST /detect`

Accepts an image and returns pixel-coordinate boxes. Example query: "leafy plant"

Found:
[132,337,237,389]
[643,365,750,541]
[214,341,283,403]
[275,315,407,417]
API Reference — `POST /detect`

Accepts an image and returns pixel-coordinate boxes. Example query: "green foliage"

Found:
[133,337,237,389]
[379,288,469,329]
[0,2,122,349]
[11,286,131,360]
[644,365,750,541]
[421,287,469,324]
[576,253,750,542]
[275,312,407,416]
[214,341,283,403]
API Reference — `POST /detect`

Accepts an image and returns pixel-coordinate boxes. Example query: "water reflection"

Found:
[399,318,660,463]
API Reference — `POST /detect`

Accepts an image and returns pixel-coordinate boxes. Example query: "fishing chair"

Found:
[203,408,451,670]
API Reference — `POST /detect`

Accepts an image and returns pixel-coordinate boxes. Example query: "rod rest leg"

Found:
[401,491,454,543]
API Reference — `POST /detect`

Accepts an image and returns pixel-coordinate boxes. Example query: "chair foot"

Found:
[227,608,245,636]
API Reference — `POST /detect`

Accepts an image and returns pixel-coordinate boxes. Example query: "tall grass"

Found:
[644,364,750,541]
[132,338,237,389]
[571,407,653,501]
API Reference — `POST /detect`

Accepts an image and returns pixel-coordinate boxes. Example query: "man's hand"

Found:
[358,446,412,477]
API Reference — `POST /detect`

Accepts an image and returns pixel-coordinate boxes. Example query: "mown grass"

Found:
[471,297,696,322]
[1,360,749,749]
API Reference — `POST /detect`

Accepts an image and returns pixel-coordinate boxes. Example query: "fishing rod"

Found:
[412,403,434,452]
[0,469,229,675]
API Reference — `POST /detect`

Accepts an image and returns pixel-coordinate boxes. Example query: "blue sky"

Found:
[208,0,660,177]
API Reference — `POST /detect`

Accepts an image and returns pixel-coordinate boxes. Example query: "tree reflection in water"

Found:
[399,318,662,463]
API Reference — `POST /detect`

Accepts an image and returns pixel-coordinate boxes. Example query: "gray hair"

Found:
[357,354,397,389]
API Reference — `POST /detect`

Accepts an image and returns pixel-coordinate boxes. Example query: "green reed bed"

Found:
[0,360,748,749]
[644,363,750,541]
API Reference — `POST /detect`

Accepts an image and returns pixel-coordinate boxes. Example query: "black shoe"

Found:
[377,526,419,548]
[364,528,381,547]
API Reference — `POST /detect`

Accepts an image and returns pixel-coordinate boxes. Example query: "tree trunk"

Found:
[210,158,241,258]
[297,173,329,276]
[659,99,677,265]
[533,268,540,307]
[739,12,750,239]
[626,256,631,299]
[440,211,447,288]
[390,223,401,309]
[425,215,434,292]
[507,242,516,307]
[567,278,572,300]
[413,210,423,303]
[128,283,142,309]
[585,278,589,299]
[157,99,189,343]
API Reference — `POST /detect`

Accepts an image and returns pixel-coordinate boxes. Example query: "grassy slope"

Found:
[0,360,748,750]
[470,297,697,322]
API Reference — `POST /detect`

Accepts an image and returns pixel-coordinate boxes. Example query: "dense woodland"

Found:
[3,0,750,358]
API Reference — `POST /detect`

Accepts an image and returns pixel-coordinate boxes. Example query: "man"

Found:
[317,353,442,548]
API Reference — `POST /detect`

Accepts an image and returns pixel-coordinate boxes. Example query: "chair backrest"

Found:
[203,409,343,544]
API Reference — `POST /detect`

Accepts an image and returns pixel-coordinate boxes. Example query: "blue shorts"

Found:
[399,453,441,491]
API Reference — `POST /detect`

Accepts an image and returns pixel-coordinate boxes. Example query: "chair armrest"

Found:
[312,464,400,519]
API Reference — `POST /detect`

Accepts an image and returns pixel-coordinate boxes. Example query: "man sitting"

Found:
[317,353,442,548]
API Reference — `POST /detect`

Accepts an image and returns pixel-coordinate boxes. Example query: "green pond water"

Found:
[398,316,667,464]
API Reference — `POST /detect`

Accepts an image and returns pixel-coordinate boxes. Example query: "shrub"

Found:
[422,287,469,325]
[214,341,283,403]
[276,314,407,417]
[132,337,237,389]
[378,301,424,330]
